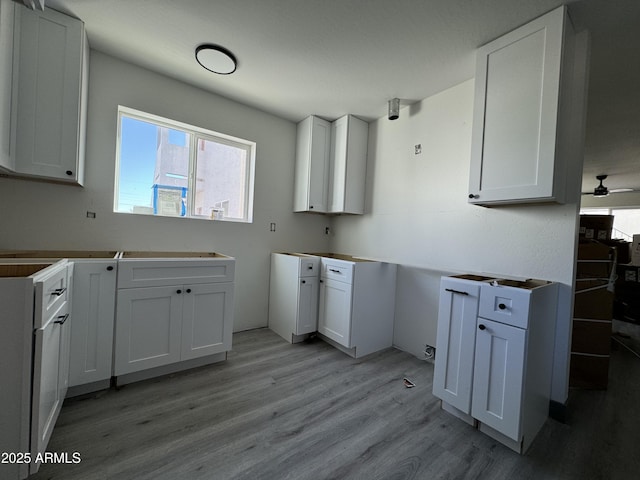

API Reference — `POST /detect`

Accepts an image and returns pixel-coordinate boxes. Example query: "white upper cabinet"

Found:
[329,115,368,214]
[12,5,89,185]
[294,114,368,214]
[0,0,15,171]
[468,6,585,205]
[294,115,332,213]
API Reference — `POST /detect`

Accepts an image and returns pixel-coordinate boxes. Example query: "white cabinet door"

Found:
[318,278,352,347]
[468,6,568,205]
[12,5,87,184]
[114,286,182,375]
[296,276,318,335]
[432,279,480,414]
[329,115,368,214]
[69,261,117,387]
[471,318,526,441]
[0,0,14,171]
[31,302,69,474]
[181,283,234,360]
[294,115,331,212]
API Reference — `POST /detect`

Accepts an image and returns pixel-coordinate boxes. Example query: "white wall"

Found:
[0,51,331,331]
[331,80,582,403]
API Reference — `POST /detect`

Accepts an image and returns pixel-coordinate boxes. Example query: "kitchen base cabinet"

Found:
[114,253,235,382]
[0,260,72,479]
[268,253,320,343]
[433,274,558,453]
[317,254,396,358]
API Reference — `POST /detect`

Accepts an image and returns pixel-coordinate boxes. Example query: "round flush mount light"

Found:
[195,44,237,75]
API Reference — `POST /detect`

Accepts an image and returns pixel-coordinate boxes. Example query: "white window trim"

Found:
[114,105,256,223]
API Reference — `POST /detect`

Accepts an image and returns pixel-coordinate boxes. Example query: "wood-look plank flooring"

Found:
[31,328,640,480]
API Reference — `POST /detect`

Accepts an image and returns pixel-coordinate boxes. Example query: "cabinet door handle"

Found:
[478,324,486,330]
[55,313,69,325]
[445,288,468,296]
[52,287,67,296]
[186,288,192,293]
[177,289,182,294]
[329,268,341,274]
[498,303,507,310]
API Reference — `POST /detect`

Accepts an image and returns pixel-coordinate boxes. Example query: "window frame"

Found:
[114,106,256,223]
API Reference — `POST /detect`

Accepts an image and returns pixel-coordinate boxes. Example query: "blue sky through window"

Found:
[118,116,157,212]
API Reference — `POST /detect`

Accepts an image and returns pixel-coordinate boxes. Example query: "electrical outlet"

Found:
[325,226,331,235]
[86,211,96,219]
[415,144,422,155]
[270,222,276,232]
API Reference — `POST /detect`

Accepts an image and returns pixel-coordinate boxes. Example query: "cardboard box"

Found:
[632,234,640,265]
[571,319,611,355]
[569,353,609,389]
[574,280,613,320]
[577,240,614,261]
[617,264,640,283]
[579,215,614,241]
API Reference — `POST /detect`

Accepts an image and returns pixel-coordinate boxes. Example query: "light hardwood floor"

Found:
[32,328,640,480]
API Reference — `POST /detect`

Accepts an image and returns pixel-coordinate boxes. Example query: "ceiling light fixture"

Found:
[593,174,609,197]
[388,98,400,120]
[195,44,237,75]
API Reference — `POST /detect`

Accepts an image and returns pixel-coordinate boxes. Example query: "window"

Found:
[114,106,255,223]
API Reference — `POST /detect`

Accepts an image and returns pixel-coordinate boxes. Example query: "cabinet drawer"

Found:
[479,283,531,328]
[34,262,70,329]
[299,256,320,278]
[117,259,235,289]
[321,259,353,284]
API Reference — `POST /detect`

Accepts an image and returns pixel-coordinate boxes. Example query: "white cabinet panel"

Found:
[294,115,331,212]
[296,276,318,335]
[468,6,584,205]
[318,277,353,348]
[181,283,234,360]
[114,286,183,375]
[69,261,117,387]
[12,5,88,184]
[0,0,15,171]
[471,318,526,441]
[432,278,481,414]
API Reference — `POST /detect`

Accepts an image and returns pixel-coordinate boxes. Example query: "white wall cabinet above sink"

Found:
[294,114,368,214]
[468,6,588,206]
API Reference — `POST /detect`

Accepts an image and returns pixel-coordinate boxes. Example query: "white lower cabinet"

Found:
[268,253,320,343]
[432,274,558,453]
[317,255,396,358]
[114,254,235,380]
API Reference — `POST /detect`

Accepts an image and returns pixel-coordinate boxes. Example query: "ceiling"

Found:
[44,0,640,195]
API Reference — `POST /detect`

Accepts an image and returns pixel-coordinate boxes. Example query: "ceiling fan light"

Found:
[593,185,609,197]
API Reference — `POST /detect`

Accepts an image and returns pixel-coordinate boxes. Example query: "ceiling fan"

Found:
[583,175,636,197]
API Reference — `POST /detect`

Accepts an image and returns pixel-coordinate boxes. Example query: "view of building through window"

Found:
[580,207,640,241]
[115,107,255,222]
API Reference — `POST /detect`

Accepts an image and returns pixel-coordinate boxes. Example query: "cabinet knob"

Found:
[498,303,507,310]
[66,170,73,176]
[186,288,192,293]
[106,266,114,271]
[301,280,306,284]
[478,324,486,330]
[468,193,479,199]
[177,289,182,294]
